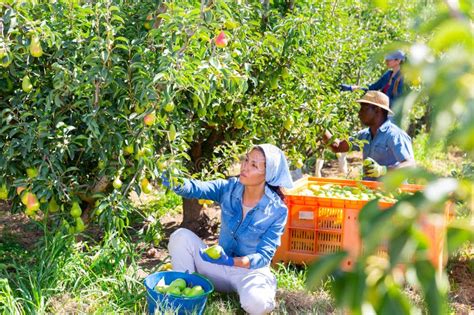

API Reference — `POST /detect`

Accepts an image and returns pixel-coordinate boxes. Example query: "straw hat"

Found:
[356,91,393,114]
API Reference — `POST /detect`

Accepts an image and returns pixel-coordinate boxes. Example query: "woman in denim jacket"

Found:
[166,144,294,315]
[341,50,406,107]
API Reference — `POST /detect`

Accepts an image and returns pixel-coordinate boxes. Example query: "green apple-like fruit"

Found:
[169,278,187,291]
[113,177,123,189]
[182,287,192,296]
[188,285,205,297]
[26,167,39,178]
[204,244,222,259]
[167,286,182,296]
[155,285,168,293]
[124,144,134,155]
[164,102,175,112]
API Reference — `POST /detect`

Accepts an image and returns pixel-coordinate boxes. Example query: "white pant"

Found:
[168,228,277,315]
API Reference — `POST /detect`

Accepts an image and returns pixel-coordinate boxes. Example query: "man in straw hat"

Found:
[324,90,415,180]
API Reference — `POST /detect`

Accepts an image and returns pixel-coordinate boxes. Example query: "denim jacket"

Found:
[173,177,288,269]
[368,70,404,106]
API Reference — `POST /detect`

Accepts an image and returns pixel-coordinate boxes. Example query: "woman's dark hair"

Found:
[267,184,285,201]
[253,146,285,201]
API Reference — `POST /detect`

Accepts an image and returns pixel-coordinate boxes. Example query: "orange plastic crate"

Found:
[272,177,451,270]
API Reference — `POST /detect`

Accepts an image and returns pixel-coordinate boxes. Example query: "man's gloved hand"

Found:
[199,247,234,267]
[363,157,387,178]
[340,84,353,92]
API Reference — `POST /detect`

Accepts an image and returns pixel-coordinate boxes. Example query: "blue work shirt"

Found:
[368,70,404,106]
[353,119,414,181]
[172,177,288,269]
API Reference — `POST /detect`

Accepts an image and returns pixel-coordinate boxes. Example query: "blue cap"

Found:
[385,50,405,61]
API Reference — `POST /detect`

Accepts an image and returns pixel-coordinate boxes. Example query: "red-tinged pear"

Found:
[215,31,228,48]
[17,186,26,196]
[144,111,156,126]
[30,36,43,57]
[25,193,40,212]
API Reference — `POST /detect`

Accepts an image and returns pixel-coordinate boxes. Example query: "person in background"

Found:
[341,50,406,107]
[164,144,293,315]
[324,91,415,181]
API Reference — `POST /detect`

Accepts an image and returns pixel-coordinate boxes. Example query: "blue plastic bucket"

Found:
[144,271,214,315]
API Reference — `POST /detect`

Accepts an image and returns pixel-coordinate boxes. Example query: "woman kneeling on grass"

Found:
[165,144,294,315]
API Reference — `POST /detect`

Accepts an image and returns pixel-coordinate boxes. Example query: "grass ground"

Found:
[0,133,472,314]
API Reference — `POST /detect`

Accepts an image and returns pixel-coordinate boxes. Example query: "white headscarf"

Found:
[256,144,294,189]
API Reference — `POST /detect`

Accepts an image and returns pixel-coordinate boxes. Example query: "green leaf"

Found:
[447,221,474,254]
[415,260,448,315]
[429,20,473,52]
[306,251,347,291]
[379,283,412,315]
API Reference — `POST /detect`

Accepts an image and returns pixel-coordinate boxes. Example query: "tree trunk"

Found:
[181,198,203,231]
[181,128,225,232]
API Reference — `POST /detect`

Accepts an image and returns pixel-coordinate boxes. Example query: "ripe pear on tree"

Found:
[26,167,39,178]
[48,197,59,213]
[22,192,40,215]
[75,217,85,232]
[164,102,175,112]
[144,14,153,30]
[144,111,156,126]
[0,184,8,200]
[124,144,134,155]
[168,124,177,141]
[215,31,228,48]
[141,178,153,194]
[22,75,33,92]
[29,36,43,58]
[70,201,82,218]
[0,48,12,68]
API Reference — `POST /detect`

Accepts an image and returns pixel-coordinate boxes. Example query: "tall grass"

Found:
[0,231,147,314]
